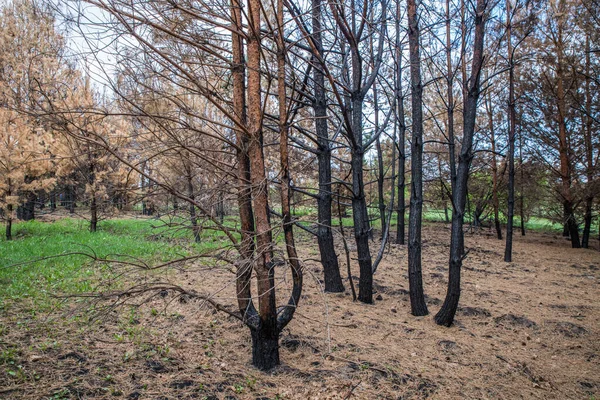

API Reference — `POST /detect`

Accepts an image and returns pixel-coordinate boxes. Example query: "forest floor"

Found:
[0,218,599,399]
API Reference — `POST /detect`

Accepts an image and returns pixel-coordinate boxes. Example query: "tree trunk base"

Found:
[251,329,280,371]
[318,231,344,293]
[434,290,460,327]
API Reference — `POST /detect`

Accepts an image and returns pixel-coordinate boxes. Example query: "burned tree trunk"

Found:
[89,163,98,233]
[446,0,457,196]
[186,167,200,243]
[407,0,428,316]
[230,0,260,368]
[312,0,344,292]
[374,81,386,233]
[5,206,12,240]
[485,86,502,240]
[395,6,406,245]
[90,195,98,232]
[17,191,36,221]
[247,0,280,370]
[6,180,13,240]
[435,0,487,327]
[50,191,56,210]
[396,103,406,244]
[504,0,516,261]
[241,0,302,370]
[519,126,526,236]
[351,95,375,304]
[555,8,580,248]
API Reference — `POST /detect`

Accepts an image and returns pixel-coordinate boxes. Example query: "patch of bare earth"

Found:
[1,223,598,399]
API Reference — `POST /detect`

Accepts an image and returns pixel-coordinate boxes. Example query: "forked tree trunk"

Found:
[435,0,487,327]
[230,0,260,368]
[247,0,279,370]
[246,0,304,370]
[327,0,387,303]
[276,0,303,350]
[351,95,374,304]
[312,0,344,292]
[407,0,428,316]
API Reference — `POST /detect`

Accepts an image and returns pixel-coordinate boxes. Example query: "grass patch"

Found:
[0,218,223,312]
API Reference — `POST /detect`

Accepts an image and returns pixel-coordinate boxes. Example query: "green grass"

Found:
[0,209,589,313]
[326,207,580,234]
[0,218,227,312]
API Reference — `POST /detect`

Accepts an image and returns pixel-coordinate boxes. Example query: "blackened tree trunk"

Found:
[519,127,526,236]
[186,167,200,243]
[6,181,13,240]
[407,0,428,316]
[555,8,580,248]
[250,326,279,370]
[5,206,12,240]
[396,101,406,244]
[67,186,75,214]
[395,4,406,245]
[50,191,56,210]
[89,162,98,233]
[504,0,516,261]
[351,96,374,304]
[583,198,593,248]
[446,0,457,196]
[90,195,98,232]
[38,192,45,209]
[485,85,502,240]
[312,0,344,292]
[374,80,386,233]
[17,191,36,221]
[276,0,303,345]
[435,0,487,327]
[324,0,387,303]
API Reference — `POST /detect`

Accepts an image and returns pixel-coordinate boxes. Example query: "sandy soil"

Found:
[1,223,599,399]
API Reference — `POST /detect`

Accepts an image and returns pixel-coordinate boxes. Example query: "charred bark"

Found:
[312,0,344,292]
[395,9,406,245]
[407,0,428,316]
[504,0,515,261]
[6,204,12,241]
[17,191,36,221]
[186,171,200,243]
[435,0,487,327]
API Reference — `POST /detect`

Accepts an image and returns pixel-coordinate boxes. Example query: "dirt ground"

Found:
[1,223,599,399]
